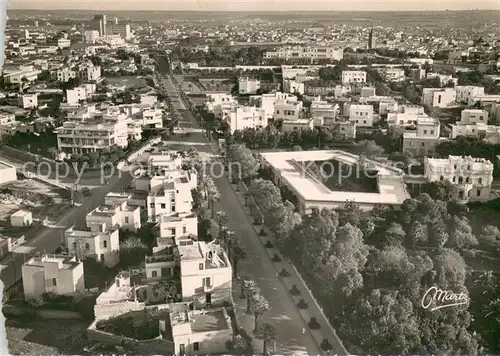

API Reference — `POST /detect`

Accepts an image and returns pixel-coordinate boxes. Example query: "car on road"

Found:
[82,187,91,197]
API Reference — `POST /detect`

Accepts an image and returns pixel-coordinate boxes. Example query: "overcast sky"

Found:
[7,0,500,11]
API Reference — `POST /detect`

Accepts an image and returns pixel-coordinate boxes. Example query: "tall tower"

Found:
[90,14,107,36]
[368,26,375,50]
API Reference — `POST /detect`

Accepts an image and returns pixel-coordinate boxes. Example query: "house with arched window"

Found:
[424,155,494,202]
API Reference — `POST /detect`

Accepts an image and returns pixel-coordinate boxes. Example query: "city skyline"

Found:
[7,0,500,11]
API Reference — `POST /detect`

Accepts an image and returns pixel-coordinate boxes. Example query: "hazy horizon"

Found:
[6,0,500,11]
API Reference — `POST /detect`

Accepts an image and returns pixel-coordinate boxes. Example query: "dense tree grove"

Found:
[245,170,499,354]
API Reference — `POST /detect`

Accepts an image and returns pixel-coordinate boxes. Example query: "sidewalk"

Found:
[231,181,349,355]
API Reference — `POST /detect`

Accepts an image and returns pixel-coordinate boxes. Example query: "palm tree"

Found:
[216,211,229,232]
[252,293,270,332]
[259,322,277,355]
[232,241,247,278]
[244,279,259,314]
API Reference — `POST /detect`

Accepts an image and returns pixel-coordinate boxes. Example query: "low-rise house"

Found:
[159,212,198,240]
[159,303,232,355]
[341,70,367,84]
[348,104,374,127]
[422,88,456,108]
[424,155,493,202]
[274,100,303,122]
[238,77,260,95]
[64,226,120,267]
[281,118,314,132]
[22,255,85,297]
[403,116,446,156]
[460,109,489,124]
[455,86,485,105]
[86,201,141,231]
[223,106,268,133]
[10,210,33,227]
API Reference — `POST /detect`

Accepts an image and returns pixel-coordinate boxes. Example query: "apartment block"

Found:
[56,110,128,154]
[238,78,261,95]
[341,70,367,84]
[178,239,232,308]
[337,121,357,139]
[424,155,493,202]
[22,255,85,297]
[403,117,445,156]
[455,86,485,104]
[422,88,456,108]
[64,226,120,267]
[264,46,343,61]
[348,104,374,127]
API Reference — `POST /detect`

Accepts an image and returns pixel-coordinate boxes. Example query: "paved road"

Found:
[0,169,133,292]
[160,75,323,355]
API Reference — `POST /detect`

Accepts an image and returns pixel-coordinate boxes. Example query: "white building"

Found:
[56,109,128,154]
[261,150,411,212]
[56,67,77,82]
[238,78,261,95]
[274,100,303,121]
[310,101,339,121]
[422,88,456,108]
[22,255,85,297]
[460,109,489,124]
[178,239,232,308]
[348,104,374,127]
[84,30,100,44]
[22,93,38,109]
[3,65,41,85]
[387,112,428,127]
[264,46,343,61]
[80,65,101,82]
[160,303,232,355]
[282,118,314,132]
[383,68,405,82]
[223,106,268,133]
[0,161,17,185]
[205,93,237,113]
[64,226,120,267]
[283,79,305,95]
[159,212,198,240]
[426,73,458,86]
[249,92,297,119]
[342,70,367,84]
[10,210,33,227]
[86,201,141,232]
[455,86,485,105]
[66,86,88,105]
[140,108,163,129]
[57,38,71,49]
[468,95,500,106]
[402,117,446,156]
[424,156,493,202]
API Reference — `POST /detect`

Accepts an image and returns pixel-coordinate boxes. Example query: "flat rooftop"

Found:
[261,150,411,206]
